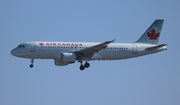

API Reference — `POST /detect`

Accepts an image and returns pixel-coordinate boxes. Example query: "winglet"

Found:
[105,39,115,44]
[111,39,116,43]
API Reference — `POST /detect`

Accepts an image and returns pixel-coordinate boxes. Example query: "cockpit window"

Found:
[17,45,25,48]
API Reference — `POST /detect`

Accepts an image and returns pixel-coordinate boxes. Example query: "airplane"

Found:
[11,19,167,70]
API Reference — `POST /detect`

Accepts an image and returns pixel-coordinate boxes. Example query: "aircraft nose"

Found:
[11,49,16,56]
[11,48,26,57]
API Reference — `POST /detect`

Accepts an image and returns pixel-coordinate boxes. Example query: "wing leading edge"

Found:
[75,39,115,60]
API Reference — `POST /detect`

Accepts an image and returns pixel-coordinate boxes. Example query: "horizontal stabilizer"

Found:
[145,44,167,51]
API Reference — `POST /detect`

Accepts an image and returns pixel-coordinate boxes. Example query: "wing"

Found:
[75,39,115,60]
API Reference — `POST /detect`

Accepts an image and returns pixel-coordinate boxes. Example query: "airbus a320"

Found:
[11,19,167,70]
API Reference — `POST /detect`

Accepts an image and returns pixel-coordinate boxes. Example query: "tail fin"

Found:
[136,19,164,45]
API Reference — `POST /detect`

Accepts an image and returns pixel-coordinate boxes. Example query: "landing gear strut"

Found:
[79,61,90,70]
[30,59,34,68]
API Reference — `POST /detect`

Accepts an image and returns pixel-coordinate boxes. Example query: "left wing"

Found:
[75,39,115,60]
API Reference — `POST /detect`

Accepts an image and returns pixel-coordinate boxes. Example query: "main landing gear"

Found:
[29,59,90,70]
[30,59,34,68]
[79,61,90,71]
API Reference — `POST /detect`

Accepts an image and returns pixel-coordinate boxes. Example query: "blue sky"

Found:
[0,0,180,105]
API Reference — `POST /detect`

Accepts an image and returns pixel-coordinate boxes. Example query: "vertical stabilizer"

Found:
[136,19,164,45]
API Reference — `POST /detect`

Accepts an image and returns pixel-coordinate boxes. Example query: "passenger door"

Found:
[30,43,35,52]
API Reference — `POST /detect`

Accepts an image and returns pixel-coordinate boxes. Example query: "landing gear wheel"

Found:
[30,58,34,68]
[84,62,90,68]
[80,65,85,70]
[30,64,33,68]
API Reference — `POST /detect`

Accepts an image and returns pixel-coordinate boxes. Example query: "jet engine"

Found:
[61,52,76,62]
[54,52,76,66]
[54,59,69,66]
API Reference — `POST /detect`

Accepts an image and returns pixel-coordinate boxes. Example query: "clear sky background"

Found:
[0,0,180,105]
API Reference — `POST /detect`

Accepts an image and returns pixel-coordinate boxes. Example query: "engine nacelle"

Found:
[54,59,69,66]
[61,52,76,62]
[54,53,76,66]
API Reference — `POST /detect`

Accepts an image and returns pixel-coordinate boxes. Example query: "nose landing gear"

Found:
[30,59,34,68]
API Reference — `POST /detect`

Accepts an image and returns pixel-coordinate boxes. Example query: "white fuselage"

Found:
[11,41,167,61]
[10,20,167,70]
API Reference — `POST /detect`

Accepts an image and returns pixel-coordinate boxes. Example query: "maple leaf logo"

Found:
[147,29,159,40]
[39,43,44,46]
